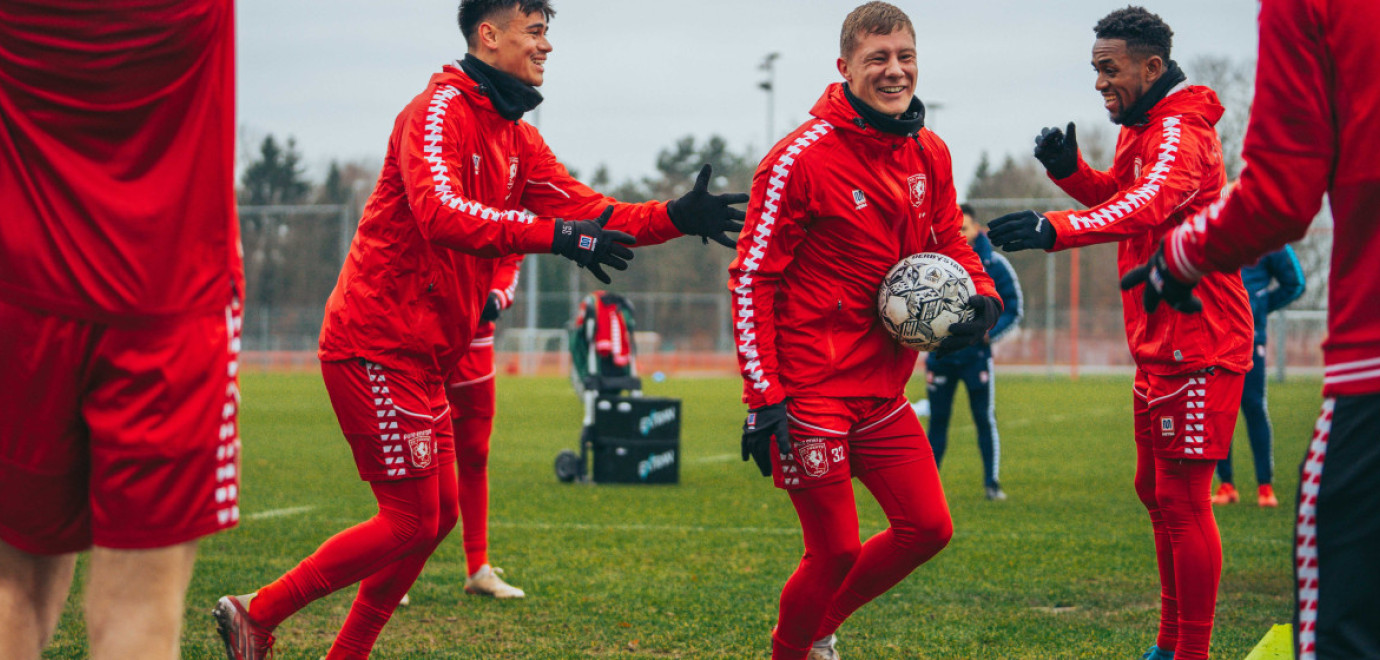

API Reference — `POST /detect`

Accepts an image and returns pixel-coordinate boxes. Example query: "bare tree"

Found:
[1186,55,1255,179]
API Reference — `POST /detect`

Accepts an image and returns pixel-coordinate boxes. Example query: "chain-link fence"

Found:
[239,200,1332,379]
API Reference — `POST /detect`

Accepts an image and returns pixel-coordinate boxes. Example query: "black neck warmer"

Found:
[460,54,544,121]
[843,83,926,136]
[1117,59,1187,127]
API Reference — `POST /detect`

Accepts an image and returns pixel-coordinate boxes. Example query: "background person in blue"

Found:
[924,204,1023,501]
[1211,244,1306,508]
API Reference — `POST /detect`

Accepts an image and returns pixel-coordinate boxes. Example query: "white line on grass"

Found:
[491,520,801,536]
[691,453,739,463]
[245,505,315,521]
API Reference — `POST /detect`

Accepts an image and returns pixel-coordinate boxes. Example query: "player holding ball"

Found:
[729,4,1000,658]
[986,7,1252,660]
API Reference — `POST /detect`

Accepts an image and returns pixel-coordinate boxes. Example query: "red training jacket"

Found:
[0,0,241,321]
[729,84,997,409]
[449,254,522,385]
[1167,0,1380,397]
[1045,85,1252,375]
[319,65,680,377]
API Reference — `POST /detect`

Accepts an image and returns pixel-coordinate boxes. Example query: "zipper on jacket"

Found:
[826,299,842,364]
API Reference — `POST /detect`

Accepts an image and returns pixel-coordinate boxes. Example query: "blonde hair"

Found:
[840,2,915,59]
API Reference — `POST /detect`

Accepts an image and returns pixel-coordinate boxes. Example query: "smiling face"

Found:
[836,28,918,118]
[1091,38,1163,124]
[473,9,552,86]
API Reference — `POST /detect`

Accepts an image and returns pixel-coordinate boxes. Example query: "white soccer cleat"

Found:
[398,592,410,606]
[808,634,840,660]
[464,564,526,599]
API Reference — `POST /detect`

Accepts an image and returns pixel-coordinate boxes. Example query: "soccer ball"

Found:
[876,252,976,351]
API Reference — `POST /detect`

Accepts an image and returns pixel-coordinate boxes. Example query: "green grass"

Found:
[43,373,1323,659]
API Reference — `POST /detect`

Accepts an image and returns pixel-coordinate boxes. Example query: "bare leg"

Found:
[0,539,78,659]
[86,541,198,660]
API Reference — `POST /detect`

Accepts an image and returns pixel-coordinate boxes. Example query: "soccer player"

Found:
[730,4,1001,658]
[1120,0,1380,656]
[985,8,1252,660]
[925,204,1023,502]
[448,255,526,598]
[0,2,242,658]
[1211,245,1305,508]
[211,1,746,657]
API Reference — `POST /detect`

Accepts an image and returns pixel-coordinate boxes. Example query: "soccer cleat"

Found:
[1257,484,1279,508]
[464,564,526,599]
[212,595,276,660]
[808,634,840,660]
[1210,482,1239,505]
[1140,645,1174,660]
[985,485,1007,501]
[398,592,410,606]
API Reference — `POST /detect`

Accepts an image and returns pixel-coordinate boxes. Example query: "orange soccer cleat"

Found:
[1211,483,1239,505]
[1258,484,1279,508]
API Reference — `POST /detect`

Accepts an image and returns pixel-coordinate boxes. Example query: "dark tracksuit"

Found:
[925,232,1022,489]
[1217,245,1305,487]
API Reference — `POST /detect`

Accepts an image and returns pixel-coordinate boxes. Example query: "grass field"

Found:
[43,372,1323,659]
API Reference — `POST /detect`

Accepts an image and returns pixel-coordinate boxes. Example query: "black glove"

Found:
[550,206,636,284]
[480,292,502,322]
[1033,121,1079,179]
[987,210,1056,252]
[741,403,791,477]
[1119,243,1203,314]
[666,164,748,248]
[936,294,1001,355]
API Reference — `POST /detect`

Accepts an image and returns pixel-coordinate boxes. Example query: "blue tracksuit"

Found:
[925,232,1022,488]
[1218,245,1305,486]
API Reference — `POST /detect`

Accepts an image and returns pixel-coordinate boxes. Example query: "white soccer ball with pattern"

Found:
[876,252,976,351]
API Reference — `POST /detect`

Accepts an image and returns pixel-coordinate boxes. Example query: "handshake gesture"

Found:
[550,164,748,284]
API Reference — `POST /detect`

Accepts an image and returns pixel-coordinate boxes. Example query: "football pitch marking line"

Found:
[691,453,739,463]
[245,505,315,520]
[490,519,1291,546]
[491,520,801,536]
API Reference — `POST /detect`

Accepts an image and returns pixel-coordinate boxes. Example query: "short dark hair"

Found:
[1093,6,1173,62]
[959,203,976,218]
[457,0,556,48]
[840,2,915,59]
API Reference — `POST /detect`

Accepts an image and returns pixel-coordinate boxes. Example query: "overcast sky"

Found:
[237,0,1259,196]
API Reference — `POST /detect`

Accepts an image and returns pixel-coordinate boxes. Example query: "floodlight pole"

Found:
[759,53,780,148]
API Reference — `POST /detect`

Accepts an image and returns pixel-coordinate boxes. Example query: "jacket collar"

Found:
[1118,59,1187,127]
[1136,83,1226,129]
[812,83,927,143]
[456,54,543,121]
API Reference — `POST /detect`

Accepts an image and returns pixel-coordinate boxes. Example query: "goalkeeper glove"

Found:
[988,210,1056,252]
[550,206,636,284]
[1033,122,1080,179]
[666,164,748,248]
[741,402,791,477]
[1120,243,1203,313]
[936,294,1001,355]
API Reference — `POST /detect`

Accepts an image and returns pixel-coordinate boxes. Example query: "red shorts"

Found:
[0,296,242,554]
[446,338,495,419]
[1134,367,1244,461]
[322,359,455,481]
[772,395,931,490]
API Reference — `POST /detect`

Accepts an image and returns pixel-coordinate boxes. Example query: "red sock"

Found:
[249,475,441,629]
[1135,443,1179,652]
[1156,458,1221,660]
[453,413,492,576]
[774,480,860,660]
[815,459,952,637]
[328,470,459,658]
